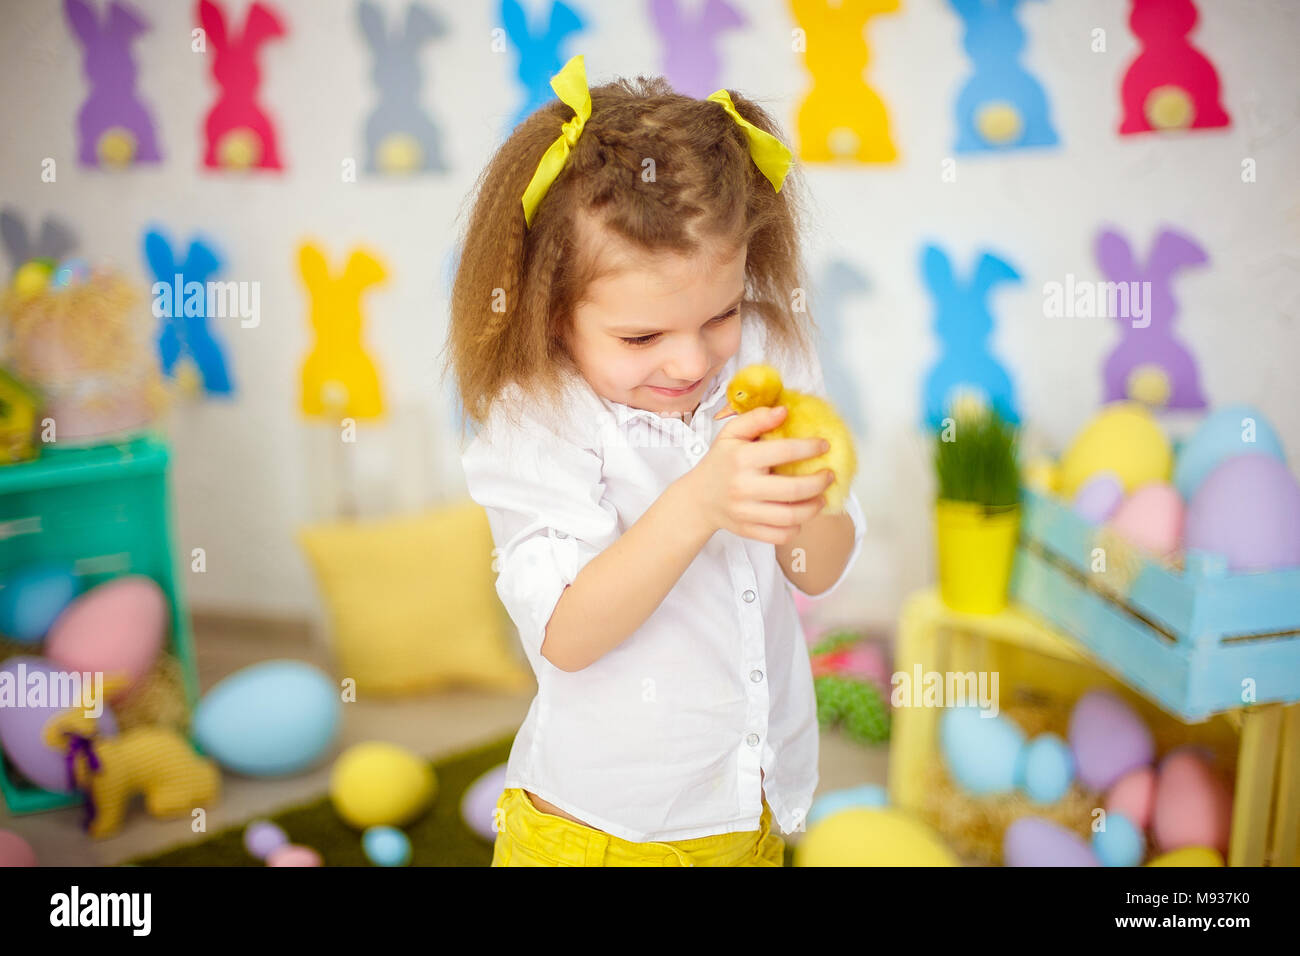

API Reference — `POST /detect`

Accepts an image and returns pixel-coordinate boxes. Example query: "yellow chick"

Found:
[714,364,857,514]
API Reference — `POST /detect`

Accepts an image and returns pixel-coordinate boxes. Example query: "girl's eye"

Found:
[620,308,739,348]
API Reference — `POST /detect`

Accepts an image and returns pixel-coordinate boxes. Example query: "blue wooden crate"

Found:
[1009,487,1300,723]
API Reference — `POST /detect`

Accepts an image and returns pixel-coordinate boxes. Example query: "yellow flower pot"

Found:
[934,500,1020,614]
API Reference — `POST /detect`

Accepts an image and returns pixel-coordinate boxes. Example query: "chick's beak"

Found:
[713,401,737,421]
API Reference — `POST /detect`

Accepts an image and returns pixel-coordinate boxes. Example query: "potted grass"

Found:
[933,405,1021,614]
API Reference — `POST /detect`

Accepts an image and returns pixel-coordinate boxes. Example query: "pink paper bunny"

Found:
[1120,0,1230,134]
[198,0,287,169]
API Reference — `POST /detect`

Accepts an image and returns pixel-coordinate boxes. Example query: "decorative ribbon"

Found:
[64,732,101,832]
[521,54,794,228]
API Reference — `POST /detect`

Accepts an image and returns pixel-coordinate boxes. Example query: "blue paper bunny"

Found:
[949,0,1058,152]
[501,0,586,132]
[142,228,233,395]
[920,243,1021,430]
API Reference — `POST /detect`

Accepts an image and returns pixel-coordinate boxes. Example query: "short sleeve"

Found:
[764,325,867,601]
[461,410,621,665]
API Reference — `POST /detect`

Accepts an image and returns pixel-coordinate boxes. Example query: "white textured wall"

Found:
[1,0,1296,627]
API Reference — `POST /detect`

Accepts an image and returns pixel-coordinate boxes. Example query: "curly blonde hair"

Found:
[441,71,819,441]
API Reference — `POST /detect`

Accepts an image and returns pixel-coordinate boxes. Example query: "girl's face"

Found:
[567,237,746,418]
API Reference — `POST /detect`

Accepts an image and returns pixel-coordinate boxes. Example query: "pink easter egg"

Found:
[1108,482,1185,557]
[267,844,323,867]
[1185,454,1300,571]
[0,830,38,867]
[1068,690,1154,792]
[1151,749,1233,856]
[45,576,167,700]
[1106,766,1157,830]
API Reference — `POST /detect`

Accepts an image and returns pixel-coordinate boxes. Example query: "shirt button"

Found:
[742,589,756,603]
[554,531,568,539]
[750,669,764,683]
[690,442,704,456]
[746,733,760,747]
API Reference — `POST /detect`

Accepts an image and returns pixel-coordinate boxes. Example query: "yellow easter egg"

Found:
[1145,847,1224,867]
[794,807,960,867]
[12,260,54,300]
[1058,402,1172,499]
[330,741,437,829]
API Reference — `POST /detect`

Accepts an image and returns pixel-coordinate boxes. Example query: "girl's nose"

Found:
[665,346,710,384]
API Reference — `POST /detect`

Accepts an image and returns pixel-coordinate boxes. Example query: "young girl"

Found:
[447,54,865,867]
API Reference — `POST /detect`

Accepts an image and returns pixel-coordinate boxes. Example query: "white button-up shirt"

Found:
[460,311,866,843]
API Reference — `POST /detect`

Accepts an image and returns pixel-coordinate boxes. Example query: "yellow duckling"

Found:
[714,364,857,514]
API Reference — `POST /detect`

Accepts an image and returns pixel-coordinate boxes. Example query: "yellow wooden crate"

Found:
[888,589,1299,867]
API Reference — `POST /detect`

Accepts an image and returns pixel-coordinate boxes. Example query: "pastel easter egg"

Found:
[0,830,38,867]
[243,820,288,860]
[330,741,437,829]
[193,660,341,776]
[1174,405,1286,501]
[266,844,322,867]
[0,656,118,792]
[1092,811,1145,866]
[1017,733,1075,804]
[0,563,78,644]
[1151,749,1232,856]
[1068,690,1154,792]
[1108,482,1185,557]
[1185,454,1300,572]
[1003,817,1100,867]
[794,807,958,866]
[363,826,412,867]
[940,705,1025,796]
[460,763,509,841]
[45,576,166,699]
[1106,766,1157,830]
[1145,847,1224,867]
[1058,403,1172,498]
[1071,471,1125,524]
[807,784,889,826]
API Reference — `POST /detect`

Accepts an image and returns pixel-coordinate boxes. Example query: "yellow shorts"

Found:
[490,788,785,867]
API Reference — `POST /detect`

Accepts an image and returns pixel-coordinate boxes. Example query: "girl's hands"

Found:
[687,405,835,545]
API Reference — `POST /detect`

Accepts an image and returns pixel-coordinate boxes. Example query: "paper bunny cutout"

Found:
[64,0,162,168]
[649,0,745,99]
[1095,227,1207,409]
[949,0,1058,152]
[1119,0,1230,134]
[792,0,899,163]
[298,242,387,420]
[142,228,233,395]
[920,243,1021,430]
[358,0,449,175]
[198,0,287,170]
[0,208,78,276]
[500,0,586,132]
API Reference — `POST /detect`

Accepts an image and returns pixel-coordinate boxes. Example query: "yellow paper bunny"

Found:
[299,242,388,419]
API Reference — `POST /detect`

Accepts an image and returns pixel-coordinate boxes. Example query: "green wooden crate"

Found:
[0,433,199,814]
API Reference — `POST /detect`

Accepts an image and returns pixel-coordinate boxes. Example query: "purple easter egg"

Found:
[1068,690,1154,792]
[460,763,509,841]
[0,657,119,792]
[1004,817,1101,867]
[1185,454,1300,572]
[243,820,289,859]
[1072,471,1125,524]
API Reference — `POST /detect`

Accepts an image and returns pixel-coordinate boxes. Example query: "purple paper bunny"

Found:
[64,0,162,166]
[1095,226,1208,409]
[649,0,746,99]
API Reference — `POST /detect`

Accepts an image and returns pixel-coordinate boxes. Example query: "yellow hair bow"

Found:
[521,54,795,228]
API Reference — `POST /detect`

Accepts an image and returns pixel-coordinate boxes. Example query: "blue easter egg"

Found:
[363,826,411,866]
[50,258,90,289]
[0,564,78,644]
[1174,405,1286,502]
[807,784,888,827]
[940,705,1025,796]
[193,660,341,776]
[1093,811,1144,867]
[1017,733,1075,803]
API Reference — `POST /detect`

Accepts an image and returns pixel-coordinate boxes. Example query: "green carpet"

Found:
[124,733,796,866]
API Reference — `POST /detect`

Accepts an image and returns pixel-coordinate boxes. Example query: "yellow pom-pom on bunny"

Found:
[714,363,857,514]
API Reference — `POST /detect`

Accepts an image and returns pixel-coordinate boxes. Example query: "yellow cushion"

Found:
[297,500,533,695]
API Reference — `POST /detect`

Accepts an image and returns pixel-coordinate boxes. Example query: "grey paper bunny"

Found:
[1,208,79,276]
